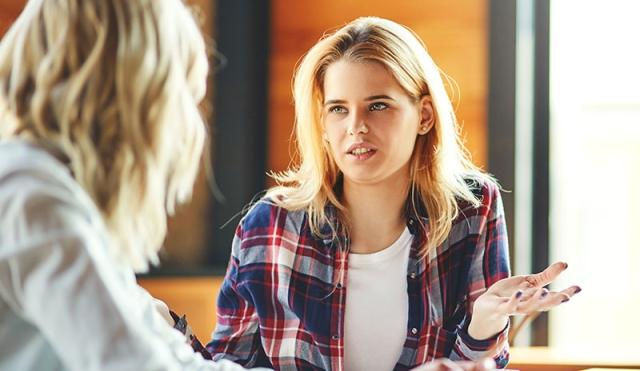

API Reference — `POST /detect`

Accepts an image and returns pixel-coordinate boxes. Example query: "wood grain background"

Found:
[268,0,489,177]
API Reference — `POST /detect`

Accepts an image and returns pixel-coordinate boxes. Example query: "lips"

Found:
[346,142,376,155]
[345,142,377,160]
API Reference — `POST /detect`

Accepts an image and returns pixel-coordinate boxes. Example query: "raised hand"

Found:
[468,261,581,340]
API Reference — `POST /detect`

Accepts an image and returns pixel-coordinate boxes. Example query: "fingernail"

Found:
[515,290,523,299]
[562,262,569,269]
[540,290,549,298]
[562,298,570,303]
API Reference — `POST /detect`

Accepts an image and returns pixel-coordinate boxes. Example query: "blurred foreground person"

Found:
[0,0,268,370]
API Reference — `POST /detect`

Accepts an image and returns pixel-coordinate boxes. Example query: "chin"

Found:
[342,171,382,185]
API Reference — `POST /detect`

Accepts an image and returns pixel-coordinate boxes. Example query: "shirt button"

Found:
[336,283,343,289]
[411,328,418,335]
[409,272,417,279]
[332,334,340,340]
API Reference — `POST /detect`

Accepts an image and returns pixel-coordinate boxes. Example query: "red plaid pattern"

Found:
[208,180,510,370]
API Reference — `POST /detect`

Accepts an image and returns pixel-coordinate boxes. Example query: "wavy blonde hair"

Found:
[268,17,492,256]
[0,0,208,272]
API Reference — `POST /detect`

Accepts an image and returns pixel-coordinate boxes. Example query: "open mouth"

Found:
[350,147,373,156]
[348,147,376,159]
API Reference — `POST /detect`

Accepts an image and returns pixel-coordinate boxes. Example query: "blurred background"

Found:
[2,0,638,369]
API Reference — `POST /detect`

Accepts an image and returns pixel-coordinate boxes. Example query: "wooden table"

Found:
[509,347,640,371]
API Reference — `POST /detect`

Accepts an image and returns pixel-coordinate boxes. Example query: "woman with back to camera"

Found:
[0,0,270,370]
[208,17,580,371]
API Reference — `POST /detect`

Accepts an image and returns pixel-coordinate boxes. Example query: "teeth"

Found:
[351,148,371,155]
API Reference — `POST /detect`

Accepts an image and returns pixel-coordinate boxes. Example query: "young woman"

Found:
[0,0,267,370]
[208,17,580,371]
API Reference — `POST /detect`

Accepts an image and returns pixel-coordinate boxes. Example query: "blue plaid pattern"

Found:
[208,180,510,370]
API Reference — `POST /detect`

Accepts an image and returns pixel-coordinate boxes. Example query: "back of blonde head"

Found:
[269,17,491,256]
[0,0,208,271]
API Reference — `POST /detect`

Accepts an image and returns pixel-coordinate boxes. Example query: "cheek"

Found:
[323,123,343,152]
[389,125,420,161]
[326,136,343,160]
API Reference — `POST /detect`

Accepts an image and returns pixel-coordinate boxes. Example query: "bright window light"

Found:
[549,0,640,352]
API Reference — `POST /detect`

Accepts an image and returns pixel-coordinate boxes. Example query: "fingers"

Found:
[513,285,581,314]
[515,287,549,312]
[437,359,467,371]
[544,285,582,307]
[410,359,479,371]
[475,357,497,371]
[498,289,524,314]
[410,358,497,371]
[489,261,572,297]
[524,261,568,288]
[499,286,538,314]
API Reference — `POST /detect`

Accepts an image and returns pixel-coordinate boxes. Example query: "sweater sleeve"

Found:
[0,170,268,371]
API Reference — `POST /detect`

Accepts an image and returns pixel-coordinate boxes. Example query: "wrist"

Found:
[467,312,509,340]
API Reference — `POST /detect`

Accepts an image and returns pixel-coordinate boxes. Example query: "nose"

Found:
[347,111,369,135]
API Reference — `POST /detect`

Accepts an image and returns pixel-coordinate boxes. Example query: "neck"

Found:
[342,172,410,254]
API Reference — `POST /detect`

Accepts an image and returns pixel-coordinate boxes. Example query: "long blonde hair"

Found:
[0,0,208,272]
[268,17,492,256]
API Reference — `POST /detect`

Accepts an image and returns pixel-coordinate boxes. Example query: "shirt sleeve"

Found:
[448,181,511,368]
[0,174,268,371]
[207,221,265,367]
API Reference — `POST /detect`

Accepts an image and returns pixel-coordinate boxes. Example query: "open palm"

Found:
[474,261,581,319]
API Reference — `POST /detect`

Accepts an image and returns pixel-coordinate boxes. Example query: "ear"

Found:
[417,95,435,135]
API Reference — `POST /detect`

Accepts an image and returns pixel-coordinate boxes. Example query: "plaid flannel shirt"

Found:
[208,180,510,370]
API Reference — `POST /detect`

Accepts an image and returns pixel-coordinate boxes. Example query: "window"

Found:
[490,0,640,349]
[548,0,640,351]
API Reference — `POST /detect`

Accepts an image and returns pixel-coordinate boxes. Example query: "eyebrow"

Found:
[323,95,395,106]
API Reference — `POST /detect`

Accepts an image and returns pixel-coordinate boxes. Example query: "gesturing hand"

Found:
[468,261,581,340]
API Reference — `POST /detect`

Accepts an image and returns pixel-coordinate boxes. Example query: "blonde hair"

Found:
[268,17,492,256]
[0,0,208,272]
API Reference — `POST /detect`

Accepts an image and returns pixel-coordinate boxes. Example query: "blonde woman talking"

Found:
[208,17,580,371]
[0,0,269,370]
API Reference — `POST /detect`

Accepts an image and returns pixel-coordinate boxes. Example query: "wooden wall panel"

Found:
[0,0,25,36]
[268,0,488,176]
[138,276,224,341]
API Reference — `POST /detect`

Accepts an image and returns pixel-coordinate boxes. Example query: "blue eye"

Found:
[369,102,388,111]
[328,106,347,114]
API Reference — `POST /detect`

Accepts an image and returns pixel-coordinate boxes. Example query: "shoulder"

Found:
[240,197,306,230]
[460,175,503,215]
[231,197,317,274]
[449,176,504,236]
[0,141,77,193]
[0,141,100,249]
[233,196,312,259]
[1,142,73,206]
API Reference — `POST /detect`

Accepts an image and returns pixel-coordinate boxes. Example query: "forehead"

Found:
[322,60,406,100]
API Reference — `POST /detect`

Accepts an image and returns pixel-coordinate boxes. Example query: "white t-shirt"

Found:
[343,227,413,371]
[0,141,266,371]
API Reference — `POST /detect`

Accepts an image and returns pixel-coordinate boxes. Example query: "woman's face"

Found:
[322,59,432,187]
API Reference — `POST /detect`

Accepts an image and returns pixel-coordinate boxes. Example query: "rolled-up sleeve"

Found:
[449,182,511,368]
